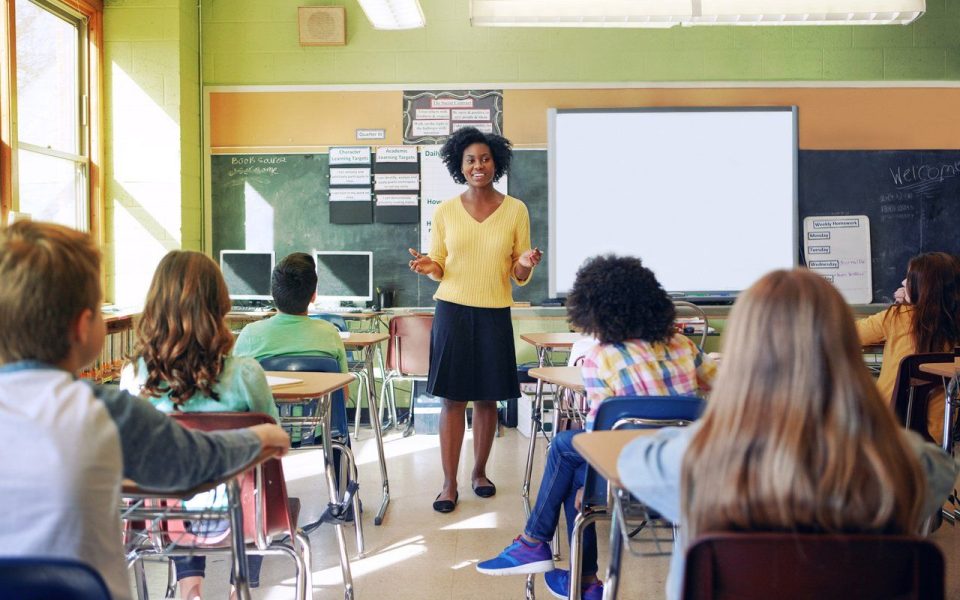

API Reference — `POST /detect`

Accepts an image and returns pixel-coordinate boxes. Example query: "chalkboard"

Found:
[799,151,960,304]
[211,152,549,307]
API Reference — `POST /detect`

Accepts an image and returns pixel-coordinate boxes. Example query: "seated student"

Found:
[233,251,349,444]
[856,252,960,443]
[120,250,281,600]
[0,221,289,600]
[620,268,958,600]
[477,255,716,600]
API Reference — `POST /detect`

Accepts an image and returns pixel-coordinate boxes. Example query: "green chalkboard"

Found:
[211,151,549,307]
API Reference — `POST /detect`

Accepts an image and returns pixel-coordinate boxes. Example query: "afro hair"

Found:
[566,254,676,345]
[439,126,512,184]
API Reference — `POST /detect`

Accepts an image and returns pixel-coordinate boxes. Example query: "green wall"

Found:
[202,0,960,85]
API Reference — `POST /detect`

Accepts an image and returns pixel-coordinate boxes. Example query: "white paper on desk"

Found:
[803,216,872,304]
[338,331,351,339]
[267,375,303,388]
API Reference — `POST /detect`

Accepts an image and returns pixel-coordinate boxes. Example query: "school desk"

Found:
[339,332,393,526]
[520,332,587,367]
[122,446,282,600]
[573,429,657,600]
[268,370,360,586]
[918,360,960,453]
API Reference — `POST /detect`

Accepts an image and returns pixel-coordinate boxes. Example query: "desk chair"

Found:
[379,314,433,437]
[310,314,375,437]
[561,395,705,600]
[0,557,111,600]
[891,352,954,445]
[126,412,313,600]
[258,355,364,552]
[891,352,959,528]
[683,532,944,600]
[673,300,709,350]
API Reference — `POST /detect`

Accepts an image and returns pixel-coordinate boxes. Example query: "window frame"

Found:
[0,0,102,241]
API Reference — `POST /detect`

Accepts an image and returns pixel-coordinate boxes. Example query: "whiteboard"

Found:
[549,107,797,299]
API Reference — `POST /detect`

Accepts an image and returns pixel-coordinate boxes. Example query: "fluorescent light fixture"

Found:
[357,0,426,29]
[470,0,924,27]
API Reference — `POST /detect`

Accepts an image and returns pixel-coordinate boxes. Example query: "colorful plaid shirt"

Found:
[581,334,716,430]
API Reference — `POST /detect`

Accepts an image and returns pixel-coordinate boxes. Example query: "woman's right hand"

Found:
[408,248,439,277]
[249,423,291,457]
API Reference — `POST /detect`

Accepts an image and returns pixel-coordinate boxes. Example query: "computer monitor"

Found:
[314,251,373,307]
[219,250,274,301]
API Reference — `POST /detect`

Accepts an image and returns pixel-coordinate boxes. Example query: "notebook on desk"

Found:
[339,331,351,340]
[267,375,303,388]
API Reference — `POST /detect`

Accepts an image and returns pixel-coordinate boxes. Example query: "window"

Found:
[1,0,101,232]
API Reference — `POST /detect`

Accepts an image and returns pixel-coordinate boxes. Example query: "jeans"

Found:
[525,429,598,576]
[173,555,264,587]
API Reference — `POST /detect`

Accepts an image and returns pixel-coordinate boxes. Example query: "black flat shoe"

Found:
[433,492,458,513]
[473,480,496,498]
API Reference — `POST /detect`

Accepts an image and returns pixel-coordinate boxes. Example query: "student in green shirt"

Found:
[234,252,347,371]
[234,252,350,447]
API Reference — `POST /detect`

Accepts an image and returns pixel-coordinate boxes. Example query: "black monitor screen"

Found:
[316,252,371,300]
[220,252,273,299]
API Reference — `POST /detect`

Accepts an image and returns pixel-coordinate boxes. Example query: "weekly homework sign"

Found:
[803,216,872,304]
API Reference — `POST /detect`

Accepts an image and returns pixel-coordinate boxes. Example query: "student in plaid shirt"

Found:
[477,255,716,600]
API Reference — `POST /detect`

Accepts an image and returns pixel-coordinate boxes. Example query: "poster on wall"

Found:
[402,90,503,145]
[420,145,507,252]
[374,146,420,223]
[328,146,373,224]
[802,215,872,304]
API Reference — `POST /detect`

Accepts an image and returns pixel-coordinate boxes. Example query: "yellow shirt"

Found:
[856,306,946,443]
[430,195,534,308]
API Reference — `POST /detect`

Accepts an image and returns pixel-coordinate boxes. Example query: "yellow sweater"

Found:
[856,306,946,444]
[429,195,534,308]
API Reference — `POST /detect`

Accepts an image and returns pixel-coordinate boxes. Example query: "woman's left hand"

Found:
[518,247,542,269]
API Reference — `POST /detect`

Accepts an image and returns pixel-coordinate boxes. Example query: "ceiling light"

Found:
[357,0,426,30]
[470,0,924,27]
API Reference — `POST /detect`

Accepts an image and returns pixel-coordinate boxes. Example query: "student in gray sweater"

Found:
[0,221,290,600]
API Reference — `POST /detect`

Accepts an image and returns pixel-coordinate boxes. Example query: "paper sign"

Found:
[330,188,372,202]
[330,147,371,165]
[375,146,418,163]
[803,215,872,304]
[329,167,371,186]
[416,109,450,120]
[375,173,420,191]
[432,98,473,108]
[412,120,451,137]
[451,109,490,121]
[452,122,493,134]
[377,194,419,206]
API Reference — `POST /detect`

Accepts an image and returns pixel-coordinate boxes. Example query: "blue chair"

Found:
[567,395,705,600]
[310,314,375,438]
[0,557,111,600]
[259,355,363,541]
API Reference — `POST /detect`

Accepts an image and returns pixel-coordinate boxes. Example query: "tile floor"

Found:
[134,426,960,600]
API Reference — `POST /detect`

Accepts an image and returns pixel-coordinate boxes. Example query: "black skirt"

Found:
[427,299,521,402]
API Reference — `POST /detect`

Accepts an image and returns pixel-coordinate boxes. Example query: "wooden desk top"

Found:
[528,366,584,392]
[520,332,586,348]
[266,371,354,400]
[341,332,388,347]
[572,430,654,489]
[919,360,960,378]
[123,446,281,498]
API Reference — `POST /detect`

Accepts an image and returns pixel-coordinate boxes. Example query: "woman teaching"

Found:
[408,126,541,513]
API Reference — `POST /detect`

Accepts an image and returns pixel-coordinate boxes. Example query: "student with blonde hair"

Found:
[0,222,288,600]
[121,250,280,599]
[620,268,957,600]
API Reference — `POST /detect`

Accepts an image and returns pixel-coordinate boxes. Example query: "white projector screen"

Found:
[549,107,797,301]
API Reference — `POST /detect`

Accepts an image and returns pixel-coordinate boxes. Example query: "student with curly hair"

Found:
[476,255,716,600]
[857,251,960,444]
[621,269,956,600]
[408,126,542,513]
[120,250,279,600]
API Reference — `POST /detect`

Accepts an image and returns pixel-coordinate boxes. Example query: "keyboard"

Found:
[231,305,273,313]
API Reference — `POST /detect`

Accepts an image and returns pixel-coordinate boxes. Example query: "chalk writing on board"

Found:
[890,159,960,191]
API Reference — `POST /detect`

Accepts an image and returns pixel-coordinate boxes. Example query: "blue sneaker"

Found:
[476,536,554,575]
[544,569,604,600]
